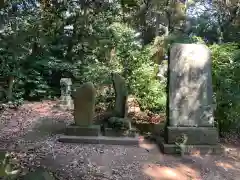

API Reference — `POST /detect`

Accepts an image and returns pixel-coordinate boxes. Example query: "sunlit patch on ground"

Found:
[223,145,240,161]
[176,164,201,179]
[142,163,201,180]
[189,150,203,159]
[215,161,236,171]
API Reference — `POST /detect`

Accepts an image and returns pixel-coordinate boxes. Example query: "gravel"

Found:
[0,101,240,180]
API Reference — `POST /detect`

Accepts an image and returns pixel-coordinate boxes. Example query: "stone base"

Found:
[104,128,137,137]
[159,143,223,155]
[65,125,100,136]
[58,135,139,146]
[166,126,219,145]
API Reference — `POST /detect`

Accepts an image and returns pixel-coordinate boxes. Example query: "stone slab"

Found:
[73,82,96,126]
[159,143,223,155]
[151,123,165,136]
[65,125,100,136]
[104,128,137,137]
[166,126,219,145]
[58,135,139,146]
[169,43,214,127]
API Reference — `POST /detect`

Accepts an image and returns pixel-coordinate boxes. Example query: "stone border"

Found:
[58,135,139,146]
[65,125,100,136]
[158,141,224,155]
[166,126,219,145]
[104,128,137,137]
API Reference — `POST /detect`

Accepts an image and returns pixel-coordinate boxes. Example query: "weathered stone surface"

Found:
[58,135,139,145]
[159,143,223,155]
[104,117,136,137]
[151,123,165,136]
[104,128,137,137]
[169,43,214,127]
[161,43,220,155]
[108,117,131,130]
[60,78,73,109]
[166,127,219,145]
[112,73,128,118]
[65,125,100,136]
[73,82,96,126]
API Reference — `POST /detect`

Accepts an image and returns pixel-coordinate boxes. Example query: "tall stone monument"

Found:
[161,43,221,154]
[111,73,128,118]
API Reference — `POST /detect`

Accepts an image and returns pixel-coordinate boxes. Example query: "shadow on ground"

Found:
[1,101,240,179]
[139,138,240,180]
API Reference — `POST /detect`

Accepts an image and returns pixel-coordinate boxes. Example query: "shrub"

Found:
[210,43,240,133]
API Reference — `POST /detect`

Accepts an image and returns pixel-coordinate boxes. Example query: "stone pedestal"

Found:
[66,125,100,136]
[104,128,137,137]
[161,43,222,155]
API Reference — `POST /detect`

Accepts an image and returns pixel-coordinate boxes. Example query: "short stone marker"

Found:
[160,43,222,155]
[65,82,100,136]
[59,78,73,110]
[73,82,96,126]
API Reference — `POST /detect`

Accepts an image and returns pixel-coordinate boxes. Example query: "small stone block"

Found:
[65,125,100,136]
[58,135,139,146]
[167,127,219,145]
[104,128,137,137]
[159,143,224,155]
[104,128,126,137]
[129,129,138,137]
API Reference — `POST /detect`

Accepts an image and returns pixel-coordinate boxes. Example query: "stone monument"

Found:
[65,82,100,136]
[103,73,136,137]
[161,43,222,155]
[59,78,73,110]
[58,79,138,145]
[111,73,128,118]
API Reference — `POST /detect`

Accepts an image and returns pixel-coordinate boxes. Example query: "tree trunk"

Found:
[7,76,14,102]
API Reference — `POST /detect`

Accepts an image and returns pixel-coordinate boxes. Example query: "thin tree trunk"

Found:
[7,76,14,102]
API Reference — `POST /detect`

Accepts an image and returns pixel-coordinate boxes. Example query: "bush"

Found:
[106,23,167,113]
[210,43,240,133]
[129,46,166,112]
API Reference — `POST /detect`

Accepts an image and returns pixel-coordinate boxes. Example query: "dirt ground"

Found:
[0,101,240,180]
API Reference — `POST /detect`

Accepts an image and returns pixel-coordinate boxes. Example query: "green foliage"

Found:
[130,47,166,112]
[110,22,142,78]
[0,151,20,179]
[210,43,240,133]
[166,34,206,46]
[109,24,166,112]
[0,0,240,134]
[23,168,55,180]
[108,117,130,130]
[0,151,54,180]
[131,63,166,112]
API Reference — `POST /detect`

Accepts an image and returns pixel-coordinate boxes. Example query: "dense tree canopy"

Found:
[0,0,239,133]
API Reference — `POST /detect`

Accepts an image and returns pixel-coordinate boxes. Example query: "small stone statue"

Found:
[60,78,73,110]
